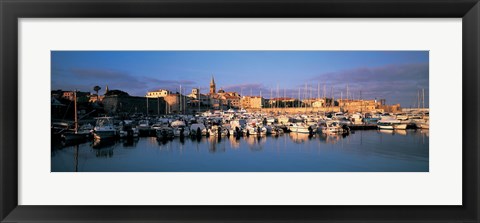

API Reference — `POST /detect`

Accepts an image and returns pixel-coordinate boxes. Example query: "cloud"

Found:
[52,63,429,107]
[70,68,130,79]
[143,77,196,86]
[143,77,198,94]
[309,63,429,106]
[222,83,270,96]
[53,68,202,96]
[68,68,149,90]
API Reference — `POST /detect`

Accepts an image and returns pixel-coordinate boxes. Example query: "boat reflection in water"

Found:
[92,138,115,149]
[289,133,312,144]
[52,130,429,172]
[318,133,344,144]
[121,138,139,147]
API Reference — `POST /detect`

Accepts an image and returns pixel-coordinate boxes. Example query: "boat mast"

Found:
[340,91,343,110]
[417,90,420,109]
[74,90,78,133]
[346,84,349,101]
[298,88,301,108]
[260,90,262,112]
[179,85,182,114]
[304,83,307,111]
[276,84,279,109]
[309,84,312,108]
[317,83,320,112]
[317,82,320,99]
[331,86,334,111]
[270,88,273,108]
[360,90,363,113]
[422,88,425,110]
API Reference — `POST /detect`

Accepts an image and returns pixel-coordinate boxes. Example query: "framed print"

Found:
[1,0,479,222]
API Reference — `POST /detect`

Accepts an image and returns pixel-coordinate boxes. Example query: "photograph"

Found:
[51,51,429,172]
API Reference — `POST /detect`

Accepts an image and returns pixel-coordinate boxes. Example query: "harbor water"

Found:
[51,129,429,172]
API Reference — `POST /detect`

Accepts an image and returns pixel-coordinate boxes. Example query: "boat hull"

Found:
[394,124,407,130]
[419,123,429,129]
[62,132,90,141]
[378,124,394,130]
[94,130,117,140]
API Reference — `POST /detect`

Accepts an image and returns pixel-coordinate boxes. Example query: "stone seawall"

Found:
[246,107,341,114]
[103,96,166,115]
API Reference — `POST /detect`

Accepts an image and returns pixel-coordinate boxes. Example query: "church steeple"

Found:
[209,75,216,94]
[104,85,109,94]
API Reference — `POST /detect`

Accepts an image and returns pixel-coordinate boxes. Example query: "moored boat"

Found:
[156,127,174,140]
[377,119,407,130]
[93,117,117,140]
[322,121,345,134]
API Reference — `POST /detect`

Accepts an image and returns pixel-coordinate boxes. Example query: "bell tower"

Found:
[209,75,216,94]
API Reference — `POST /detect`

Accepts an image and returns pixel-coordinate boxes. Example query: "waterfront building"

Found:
[217,90,241,109]
[268,97,297,108]
[89,94,105,103]
[335,98,401,113]
[312,99,326,108]
[146,89,171,98]
[204,76,242,109]
[61,91,90,103]
[164,93,189,114]
[222,94,241,108]
[338,99,378,113]
[241,96,265,109]
[187,88,209,106]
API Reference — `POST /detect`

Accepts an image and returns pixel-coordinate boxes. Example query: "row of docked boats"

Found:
[52,109,429,145]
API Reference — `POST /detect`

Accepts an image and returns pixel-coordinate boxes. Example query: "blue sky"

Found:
[51,51,429,107]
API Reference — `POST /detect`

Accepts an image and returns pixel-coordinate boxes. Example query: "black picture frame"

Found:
[1,0,479,222]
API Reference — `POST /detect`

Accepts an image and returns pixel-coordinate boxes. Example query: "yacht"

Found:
[156,127,174,140]
[419,120,429,129]
[190,123,207,136]
[62,123,93,142]
[288,123,310,134]
[93,117,117,140]
[377,119,407,130]
[322,120,345,134]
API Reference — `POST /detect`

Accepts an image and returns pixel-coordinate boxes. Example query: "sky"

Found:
[51,51,429,107]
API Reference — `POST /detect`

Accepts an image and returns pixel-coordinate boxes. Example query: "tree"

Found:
[93,86,101,101]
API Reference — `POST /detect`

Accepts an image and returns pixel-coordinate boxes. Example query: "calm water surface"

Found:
[51,130,429,172]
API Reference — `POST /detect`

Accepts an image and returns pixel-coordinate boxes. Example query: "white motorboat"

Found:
[118,120,139,138]
[137,119,151,130]
[419,120,429,129]
[288,123,310,134]
[243,124,266,136]
[350,113,363,124]
[171,120,186,128]
[209,125,229,137]
[322,121,344,134]
[190,123,207,136]
[174,126,190,137]
[93,117,117,140]
[377,118,407,130]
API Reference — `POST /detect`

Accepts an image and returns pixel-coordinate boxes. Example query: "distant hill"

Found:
[105,89,130,97]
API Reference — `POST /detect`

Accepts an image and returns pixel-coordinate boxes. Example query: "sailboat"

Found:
[61,91,92,142]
